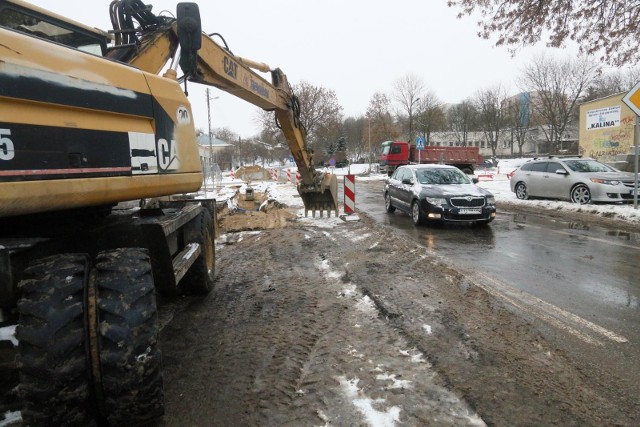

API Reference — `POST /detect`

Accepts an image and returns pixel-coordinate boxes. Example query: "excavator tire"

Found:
[16,254,94,427]
[180,209,215,295]
[93,248,164,426]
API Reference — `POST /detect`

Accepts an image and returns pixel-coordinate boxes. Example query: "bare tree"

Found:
[448,0,640,66]
[365,92,400,147]
[584,67,640,102]
[259,80,343,160]
[447,100,477,147]
[414,91,446,146]
[474,85,508,158]
[519,54,600,153]
[393,74,425,141]
[292,81,343,152]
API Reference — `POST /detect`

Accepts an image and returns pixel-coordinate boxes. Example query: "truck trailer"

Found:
[378,140,484,175]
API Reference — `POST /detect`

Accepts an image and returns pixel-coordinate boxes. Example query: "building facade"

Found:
[579,92,635,165]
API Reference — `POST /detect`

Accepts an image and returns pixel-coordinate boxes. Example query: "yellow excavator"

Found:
[0,0,337,425]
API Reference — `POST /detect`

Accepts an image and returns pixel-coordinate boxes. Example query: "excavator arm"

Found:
[108,1,338,216]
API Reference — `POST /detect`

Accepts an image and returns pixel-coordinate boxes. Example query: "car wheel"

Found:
[384,192,395,213]
[571,184,591,204]
[515,182,528,200]
[411,200,424,226]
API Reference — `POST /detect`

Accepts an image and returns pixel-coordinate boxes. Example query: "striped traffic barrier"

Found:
[287,168,291,183]
[344,174,355,214]
[296,170,301,185]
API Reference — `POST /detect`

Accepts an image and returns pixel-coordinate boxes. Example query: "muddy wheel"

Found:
[16,254,94,426]
[384,192,396,213]
[411,200,424,226]
[92,248,164,426]
[181,209,215,295]
[570,184,591,204]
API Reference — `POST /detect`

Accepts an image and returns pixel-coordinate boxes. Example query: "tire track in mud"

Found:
[157,224,485,426]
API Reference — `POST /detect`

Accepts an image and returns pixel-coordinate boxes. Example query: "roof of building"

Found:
[196,135,233,148]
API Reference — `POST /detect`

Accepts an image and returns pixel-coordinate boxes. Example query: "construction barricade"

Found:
[344,174,355,214]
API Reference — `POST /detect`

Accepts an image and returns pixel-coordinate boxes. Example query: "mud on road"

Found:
[156,203,635,426]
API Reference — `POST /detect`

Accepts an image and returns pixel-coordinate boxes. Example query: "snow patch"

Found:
[339,284,357,298]
[0,411,22,427]
[422,324,433,335]
[399,349,428,364]
[376,373,412,389]
[355,295,376,313]
[0,325,17,346]
[337,376,401,427]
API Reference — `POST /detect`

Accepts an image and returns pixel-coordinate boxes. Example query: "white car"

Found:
[509,157,636,204]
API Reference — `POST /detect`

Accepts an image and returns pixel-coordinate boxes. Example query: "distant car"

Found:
[384,164,496,225]
[509,157,636,204]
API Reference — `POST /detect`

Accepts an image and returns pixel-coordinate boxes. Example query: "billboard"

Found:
[586,106,621,131]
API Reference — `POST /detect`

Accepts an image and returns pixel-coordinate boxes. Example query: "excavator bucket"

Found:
[299,173,339,218]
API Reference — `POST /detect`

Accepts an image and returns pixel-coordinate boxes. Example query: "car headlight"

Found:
[486,196,496,205]
[426,197,447,206]
[590,178,620,185]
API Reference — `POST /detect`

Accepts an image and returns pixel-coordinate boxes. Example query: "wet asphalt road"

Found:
[348,179,640,400]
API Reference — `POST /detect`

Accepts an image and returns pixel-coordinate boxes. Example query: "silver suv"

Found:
[509,157,637,204]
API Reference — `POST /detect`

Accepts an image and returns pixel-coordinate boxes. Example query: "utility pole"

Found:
[368,117,371,173]
[205,89,219,190]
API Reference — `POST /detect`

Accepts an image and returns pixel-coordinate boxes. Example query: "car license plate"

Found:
[459,208,481,215]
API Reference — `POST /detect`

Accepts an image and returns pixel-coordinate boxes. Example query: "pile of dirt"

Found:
[233,165,272,182]
[216,189,296,234]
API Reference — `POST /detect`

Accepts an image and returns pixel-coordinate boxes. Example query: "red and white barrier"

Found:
[287,168,291,183]
[296,170,301,185]
[230,169,235,180]
[271,168,278,181]
[476,173,494,181]
[344,174,355,214]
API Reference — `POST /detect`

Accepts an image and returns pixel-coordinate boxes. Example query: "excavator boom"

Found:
[111,1,339,216]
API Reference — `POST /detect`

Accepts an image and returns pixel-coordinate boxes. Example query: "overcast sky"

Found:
[30,0,579,138]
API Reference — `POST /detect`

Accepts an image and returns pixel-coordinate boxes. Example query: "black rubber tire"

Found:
[411,200,424,226]
[515,182,529,200]
[181,209,215,295]
[93,248,164,426]
[570,184,592,204]
[384,192,396,213]
[16,254,94,427]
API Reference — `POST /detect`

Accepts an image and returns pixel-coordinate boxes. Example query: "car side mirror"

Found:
[555,169,568,175]
[402,178,414,185]
[472,177,479,184]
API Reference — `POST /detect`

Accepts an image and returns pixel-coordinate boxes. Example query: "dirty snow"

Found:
[204,162,640,228]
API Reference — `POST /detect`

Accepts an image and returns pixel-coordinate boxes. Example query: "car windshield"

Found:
[417,168,471,185]
[563,160,616,173]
